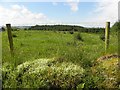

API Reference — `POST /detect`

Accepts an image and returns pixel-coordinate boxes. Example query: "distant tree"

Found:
[24,28,27,30]
[12,28,17,31]
[28,25,104,33]
[1,27,5,31]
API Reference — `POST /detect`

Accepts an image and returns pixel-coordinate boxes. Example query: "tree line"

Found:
[1,22,120,33]
[28,25,105,33]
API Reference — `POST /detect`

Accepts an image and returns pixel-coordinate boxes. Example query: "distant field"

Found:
[2,30,117,66]
[2,30,118,88]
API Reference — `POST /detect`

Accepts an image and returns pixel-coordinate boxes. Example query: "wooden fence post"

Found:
[6,24,14,54]
[105,22,110,53]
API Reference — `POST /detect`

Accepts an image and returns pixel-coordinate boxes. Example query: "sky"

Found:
[0,0,119,27]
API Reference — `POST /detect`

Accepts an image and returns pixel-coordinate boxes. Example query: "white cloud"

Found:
[86,0,119,27]
[66,0,80,12]
[52,2,58,6]
[0,0,119,27]
[0,4,48,26]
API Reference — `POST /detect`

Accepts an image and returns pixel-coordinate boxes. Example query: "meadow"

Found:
[2,29,119,89]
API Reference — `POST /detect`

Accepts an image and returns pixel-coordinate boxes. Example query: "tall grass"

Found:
[2,30,118,66]
[2,30,118,88]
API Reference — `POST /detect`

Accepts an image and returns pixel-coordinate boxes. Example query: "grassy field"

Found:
[2,30,118,88]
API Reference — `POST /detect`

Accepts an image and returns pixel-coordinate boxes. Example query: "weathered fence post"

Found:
[105,22,110,53]
[6,24,14,55]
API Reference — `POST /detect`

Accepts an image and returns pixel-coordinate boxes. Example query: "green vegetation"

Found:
[28,25,105,33]
[2,22,119,89]
[74,33,83,41]
[91,57,119,88]
[3,58,84,88]
[111,22,120,32]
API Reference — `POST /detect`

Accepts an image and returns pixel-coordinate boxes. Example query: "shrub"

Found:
[74,33,83,41]
[69,31,74,34]
[16,58,84,88]
[24,28,27,30]
[12,34,17,38]
[12,28,18,31]
[100,34,105,41]
[63,32,66,34]
[91,57,119,88]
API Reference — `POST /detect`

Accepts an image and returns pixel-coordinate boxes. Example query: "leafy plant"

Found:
[12,34,17,38]
[99,34,105,41]
[77,83,85,90]
[69,31,74,34]
[2,63,17,88]
[74,33,83,41]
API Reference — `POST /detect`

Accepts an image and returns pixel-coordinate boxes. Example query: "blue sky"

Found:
[0,2,97,21]
[0,1,118,27]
